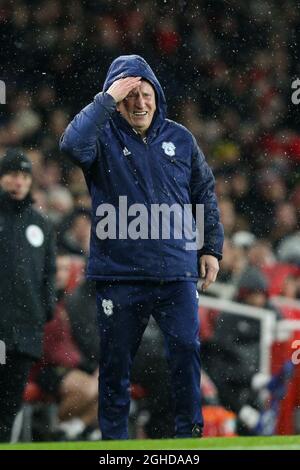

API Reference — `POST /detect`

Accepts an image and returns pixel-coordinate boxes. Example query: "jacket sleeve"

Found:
[42,223,57,322]
[59,92,116,171]
[190,137,224,260]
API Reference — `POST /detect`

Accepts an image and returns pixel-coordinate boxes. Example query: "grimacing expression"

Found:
[0,171,32,200]
[117,80,156,136]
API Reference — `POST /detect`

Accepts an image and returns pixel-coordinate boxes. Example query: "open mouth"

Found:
[132,111,148,116]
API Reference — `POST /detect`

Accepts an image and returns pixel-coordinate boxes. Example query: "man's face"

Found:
[0,171,32,200]
[117,80,156,136]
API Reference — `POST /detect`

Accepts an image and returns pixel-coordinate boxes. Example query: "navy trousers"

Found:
[96,281,203,439]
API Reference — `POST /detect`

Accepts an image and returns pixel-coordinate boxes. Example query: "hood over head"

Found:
[103,55,167,124]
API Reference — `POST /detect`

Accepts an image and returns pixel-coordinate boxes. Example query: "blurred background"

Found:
[0,0,300,441]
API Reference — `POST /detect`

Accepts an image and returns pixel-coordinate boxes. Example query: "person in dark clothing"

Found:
[0,148,56,442]
[60,55,224,439]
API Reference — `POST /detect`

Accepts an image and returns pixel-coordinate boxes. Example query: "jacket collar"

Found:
[0,190,33,213]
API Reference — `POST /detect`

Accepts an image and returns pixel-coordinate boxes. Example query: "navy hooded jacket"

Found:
[60,55,224,281]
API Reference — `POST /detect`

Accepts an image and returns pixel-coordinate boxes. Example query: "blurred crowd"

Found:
[1,0,300,439]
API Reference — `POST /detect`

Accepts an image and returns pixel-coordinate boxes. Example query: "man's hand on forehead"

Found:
[106,76,141,104]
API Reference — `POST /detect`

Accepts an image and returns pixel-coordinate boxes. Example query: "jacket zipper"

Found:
[142,135,167,272]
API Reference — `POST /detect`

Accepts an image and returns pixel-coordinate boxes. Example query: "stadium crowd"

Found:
[0,0,300,440]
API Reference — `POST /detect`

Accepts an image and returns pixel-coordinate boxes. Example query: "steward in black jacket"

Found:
[0,148,56,442]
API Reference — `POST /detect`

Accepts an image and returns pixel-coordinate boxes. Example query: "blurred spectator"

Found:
[218,238,245,283]
[277,232,300,265]
[57,208,91,256]
[235,265,269,307]
[47,186,74,226]
[219,199,237,236]
[247,240,276,269]
[232,231,256,251]
[251,171,288,238]
[281,274,300,299]
[271,202,298,249]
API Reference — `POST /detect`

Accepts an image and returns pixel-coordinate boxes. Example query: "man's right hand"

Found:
[106,76,141,103]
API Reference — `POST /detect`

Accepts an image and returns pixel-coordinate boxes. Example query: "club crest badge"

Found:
[162,142,176,157]
[102,299,114,316]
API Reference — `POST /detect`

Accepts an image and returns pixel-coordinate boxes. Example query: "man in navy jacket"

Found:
[60,55,224,439]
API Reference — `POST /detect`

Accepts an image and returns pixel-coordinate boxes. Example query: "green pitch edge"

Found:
[0,435,300,450]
